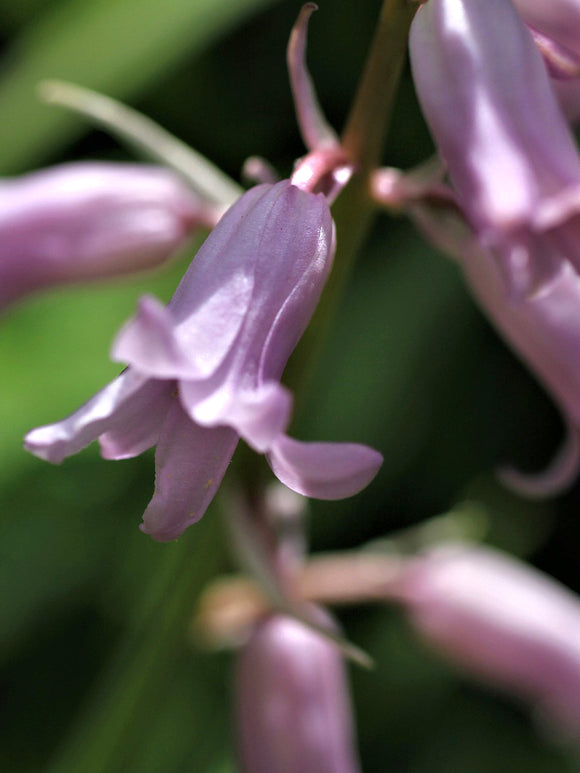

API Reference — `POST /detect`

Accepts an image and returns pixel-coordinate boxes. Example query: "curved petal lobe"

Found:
[99,380,175,459]
[112,295,198,378]
[267,434,383,500]
[185,380,292,452]
[499,423,580,498]
[24,369,150,463]
[141,401,239,541]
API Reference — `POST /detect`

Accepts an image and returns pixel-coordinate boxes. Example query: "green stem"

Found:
[47,515,226,773]
[286,0,418,403]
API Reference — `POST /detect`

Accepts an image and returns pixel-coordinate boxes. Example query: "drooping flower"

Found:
[25,180,382,541]
[0,162,216,311]
[395,542,580,739]
[461,231,580,495]
[409,0,580,297]
[372,161,580,495]
[235,611,362,773]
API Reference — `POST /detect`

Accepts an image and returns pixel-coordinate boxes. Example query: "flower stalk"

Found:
[286,0,418,400]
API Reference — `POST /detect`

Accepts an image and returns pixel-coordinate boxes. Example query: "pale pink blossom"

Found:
[25,180,382,540]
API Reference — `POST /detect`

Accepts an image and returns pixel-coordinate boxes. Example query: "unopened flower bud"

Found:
[0,162,214,310]
[398,543,580,740]
[235,612,361,773]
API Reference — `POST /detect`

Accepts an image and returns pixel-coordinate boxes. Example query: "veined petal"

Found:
[162,184,272,366]
[24,369,152,463]
[181,379,292,453]
[140,401,238,541]
[267,434,383,500]
[246,183,334,382]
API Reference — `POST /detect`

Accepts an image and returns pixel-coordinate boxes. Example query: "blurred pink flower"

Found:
[0,162,214,310]
[397,543,580,739]
[410,0,580,297]
[236,611,361,773]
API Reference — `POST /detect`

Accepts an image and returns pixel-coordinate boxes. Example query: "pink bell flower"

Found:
[0,162,213,310]
[235,612,361,773]
[24,180,382,540]
[397,543,580,738]
[460,230,580,495]
[371,165,580,495]
[409,0,580,296]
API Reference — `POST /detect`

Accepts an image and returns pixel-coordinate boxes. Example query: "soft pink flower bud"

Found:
[409,0,580,296]
[0,162,212,310]
[235,612,361,773]
[398,543,580,739]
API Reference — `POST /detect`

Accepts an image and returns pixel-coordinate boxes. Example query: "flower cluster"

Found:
[9,1,580,766]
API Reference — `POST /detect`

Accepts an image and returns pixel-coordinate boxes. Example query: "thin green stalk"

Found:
[286,0,418,404]
[47,514,226,773]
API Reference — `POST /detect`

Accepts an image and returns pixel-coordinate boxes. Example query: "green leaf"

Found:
[0,0,281,172]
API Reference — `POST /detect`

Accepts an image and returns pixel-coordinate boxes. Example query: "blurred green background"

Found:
[1,1,579,771]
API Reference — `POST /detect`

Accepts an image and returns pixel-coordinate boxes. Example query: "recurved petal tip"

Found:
[498,423,580,499]
[267,434,383,500]
[140,401,239,541]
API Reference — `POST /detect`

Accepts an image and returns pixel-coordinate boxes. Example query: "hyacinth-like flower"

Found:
[461,232,580,495]
[409,0,580,297]
[396,543,580,738]
[372,160,580,494]
[25,180,382,540]
[513,0,580,78]
[235,611,361,773]
[0,162,212,311]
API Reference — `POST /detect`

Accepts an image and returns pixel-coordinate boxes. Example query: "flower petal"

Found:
[140,401,238,541]
[99,380,176,459]
[498,422,580,498]
[112,295,199,379]
[181,379,292,452]
[267,434,383,500]
[24,369,152,463]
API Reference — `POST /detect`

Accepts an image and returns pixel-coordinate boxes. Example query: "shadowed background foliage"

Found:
[1,1,579,771]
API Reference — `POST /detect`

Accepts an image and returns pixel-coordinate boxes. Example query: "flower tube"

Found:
[397,543,580,738]
[25,180,382,540]
[409,0,580,295]
[0,162,214,310]
[235,612,361,773]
